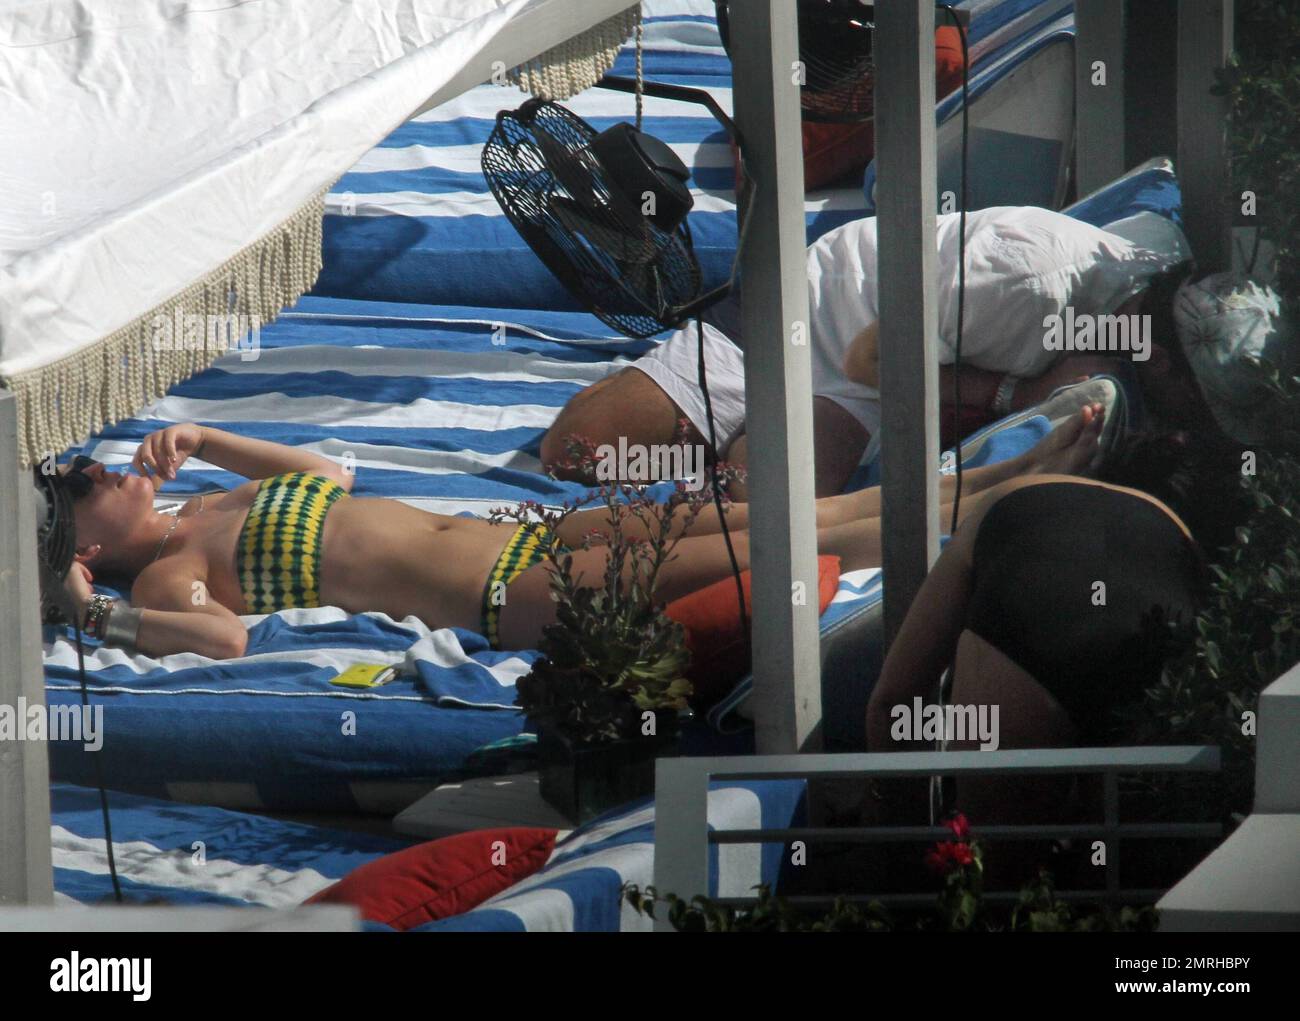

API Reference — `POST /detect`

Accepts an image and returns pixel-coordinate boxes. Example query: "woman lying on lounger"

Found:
[57,410,1106,660]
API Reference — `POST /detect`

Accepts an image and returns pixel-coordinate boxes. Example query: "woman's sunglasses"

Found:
[60,455,101,500]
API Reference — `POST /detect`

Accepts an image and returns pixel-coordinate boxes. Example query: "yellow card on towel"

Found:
[331,663,398,689]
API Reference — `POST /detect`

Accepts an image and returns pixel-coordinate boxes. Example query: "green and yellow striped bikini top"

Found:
[237,472,348,615]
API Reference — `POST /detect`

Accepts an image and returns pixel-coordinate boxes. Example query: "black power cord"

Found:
[37,468,123,903]
[72,620,123,903]
[941,4,971,535]
[931,3,971,825]
[695,309,749,651]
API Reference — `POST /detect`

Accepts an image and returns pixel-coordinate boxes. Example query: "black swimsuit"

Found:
[966,482,1205,740]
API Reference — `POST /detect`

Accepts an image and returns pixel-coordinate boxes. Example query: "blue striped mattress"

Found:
[313,0,869,309]
[52,778,806,932]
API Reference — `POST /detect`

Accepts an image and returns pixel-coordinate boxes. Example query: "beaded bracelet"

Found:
[991,373,1019,418]
[82,593,114,639]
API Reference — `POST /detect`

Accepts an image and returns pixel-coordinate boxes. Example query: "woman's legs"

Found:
[944,630,1080,884]
[498,487,989,650]
[554,403,1105,546]
[946,631,1078,812]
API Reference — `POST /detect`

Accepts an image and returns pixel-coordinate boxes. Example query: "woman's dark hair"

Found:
[1138,259,1194,364]
[1096,427,1251,555]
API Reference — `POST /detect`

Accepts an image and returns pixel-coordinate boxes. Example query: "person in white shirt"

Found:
[540,205,1192,495]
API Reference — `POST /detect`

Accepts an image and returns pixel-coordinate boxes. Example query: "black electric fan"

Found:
[481,79,748,340]
[717,0,876,124]
[481,64,756,642]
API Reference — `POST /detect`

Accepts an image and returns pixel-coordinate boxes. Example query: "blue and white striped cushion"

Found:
[51,783,407,907]
[411,779,807,932]
[315,0,868,308]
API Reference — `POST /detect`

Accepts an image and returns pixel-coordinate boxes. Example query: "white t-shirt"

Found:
[634,206,1190,455]
[807,205,1187,440]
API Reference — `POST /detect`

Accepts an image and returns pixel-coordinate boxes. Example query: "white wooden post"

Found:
[1255,661,1300,814]
[0,389,54,905]
[1158,663,1300,931]
[651,757,710,932]
[874,2,941,645]
[1075,0,1127,196]
[728,0,824,753]
[1177,0,1234,273]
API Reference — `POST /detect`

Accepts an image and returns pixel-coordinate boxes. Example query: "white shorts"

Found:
[632,316,882,456]
[632,318,751,454]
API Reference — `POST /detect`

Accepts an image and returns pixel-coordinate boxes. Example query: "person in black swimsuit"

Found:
[964,480,1205,744]
[865,430,1246,828]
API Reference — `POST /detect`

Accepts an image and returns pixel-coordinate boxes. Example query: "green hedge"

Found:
[1118,369,1300,824]
[1215,0,1300,305]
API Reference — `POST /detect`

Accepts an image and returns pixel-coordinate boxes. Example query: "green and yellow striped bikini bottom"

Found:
[480,523,562,650]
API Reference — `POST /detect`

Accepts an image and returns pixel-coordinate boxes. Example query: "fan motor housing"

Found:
[482,97,706,338]
[589,122,693,233]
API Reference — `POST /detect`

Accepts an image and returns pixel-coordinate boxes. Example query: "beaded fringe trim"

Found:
[506,5,640,100]
[2,188,326,469]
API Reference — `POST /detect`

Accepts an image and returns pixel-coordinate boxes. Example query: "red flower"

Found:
[946,813,971,841]
[925,840,975,876]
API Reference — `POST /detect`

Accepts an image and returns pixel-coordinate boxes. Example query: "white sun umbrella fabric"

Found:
[0,0,636,466]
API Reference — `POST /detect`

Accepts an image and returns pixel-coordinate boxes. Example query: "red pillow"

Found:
[800,120,876,191]
[305,827,556,930]
[665,555,841,708]
[730,26,968,193]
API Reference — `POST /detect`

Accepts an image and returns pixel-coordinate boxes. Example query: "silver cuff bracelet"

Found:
[102,601,144,650]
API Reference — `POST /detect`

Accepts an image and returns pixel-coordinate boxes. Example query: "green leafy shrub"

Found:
[1214,0,1300,305]
[490,430,738,744]
[1117,365,1300,821]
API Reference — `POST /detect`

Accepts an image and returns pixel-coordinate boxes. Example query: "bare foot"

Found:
[1023,403,1105,476]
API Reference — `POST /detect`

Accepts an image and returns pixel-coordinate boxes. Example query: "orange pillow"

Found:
[730,27,969,193]
[305,827,556,930]
[934,25,967,102]
[665,555,841,708]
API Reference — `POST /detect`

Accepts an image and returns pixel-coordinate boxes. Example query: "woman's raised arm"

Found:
[70,559,250,660]
[135,423,354,491]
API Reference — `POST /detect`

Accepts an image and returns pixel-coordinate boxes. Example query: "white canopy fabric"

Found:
[0,0,637,466]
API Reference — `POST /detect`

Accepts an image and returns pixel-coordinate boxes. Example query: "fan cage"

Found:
[716,1,876,124]
[482,99,702,339]
[799,48,876,124]
[32,469,77,624]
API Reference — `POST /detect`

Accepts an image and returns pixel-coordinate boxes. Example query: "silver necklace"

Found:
[152,516,180,563]
[152,495,204,563]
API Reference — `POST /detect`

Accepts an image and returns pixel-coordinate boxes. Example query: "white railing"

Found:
[652,745,1222,931]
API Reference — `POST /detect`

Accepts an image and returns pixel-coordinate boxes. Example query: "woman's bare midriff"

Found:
[170,488,514,631]
[317,498,509,631]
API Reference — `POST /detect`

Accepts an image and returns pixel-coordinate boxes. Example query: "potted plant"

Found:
[490,428,739,824]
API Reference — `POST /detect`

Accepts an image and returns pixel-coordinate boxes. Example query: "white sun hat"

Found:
[1173,272,1297,444]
